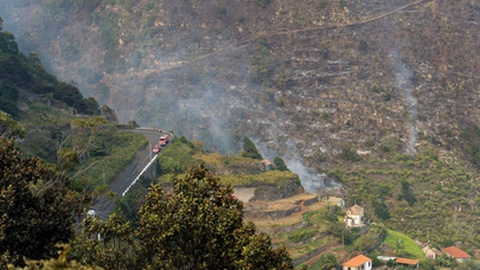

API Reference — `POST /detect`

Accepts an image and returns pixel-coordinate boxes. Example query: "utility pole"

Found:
[149,141,152,159]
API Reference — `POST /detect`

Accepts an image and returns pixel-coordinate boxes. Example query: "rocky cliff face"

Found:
[1,0,479,173]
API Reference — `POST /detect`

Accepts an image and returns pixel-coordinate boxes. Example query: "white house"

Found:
[345,204,365,228]
[342,254,372,270]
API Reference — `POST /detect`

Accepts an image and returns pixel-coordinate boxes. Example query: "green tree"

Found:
[454,260,480,270]
[82,97,99,115]
[100,105,118,123]
[57,147,80,172]
[0,17,3,31]
[398,180,416,206]
[327,218,359,246]
[53,82,84,110]
[436,253,456,268]
[274,156,289,171]
[0,110,25,138]
[156,156,181,175]
[70,116,108,159]
[136,163,292,269]
[0,31,19,54]
[0,138,77,265]
[318,254,338,270]
[0,80,20,118]
[340,144,360,162]
[70,214,136,269]
[374,200,391,221]
[386,259,396,269]
[393,239,405,255]
[241,136,263,160]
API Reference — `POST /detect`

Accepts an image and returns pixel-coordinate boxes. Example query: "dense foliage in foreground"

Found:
[0,133,293,268]
[0,138,83,266]
[71,164,293,269]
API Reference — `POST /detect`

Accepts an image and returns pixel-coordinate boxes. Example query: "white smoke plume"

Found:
[256,136,341,193]
[287,158,341,193]
[389,50,418,157]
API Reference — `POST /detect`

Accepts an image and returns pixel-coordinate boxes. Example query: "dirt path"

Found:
[110,0,428,80]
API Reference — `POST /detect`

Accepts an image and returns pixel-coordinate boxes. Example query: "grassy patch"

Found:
[219,170,299,186]
[159,139,200,169]
[158,170,299,187]
[287,235,337,260]
[383,229,425,259]
[76,130,147,188]
[282,228,319,243]
[194,152,256,165]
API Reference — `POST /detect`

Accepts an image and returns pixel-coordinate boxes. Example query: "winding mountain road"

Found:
[92,128,172,220]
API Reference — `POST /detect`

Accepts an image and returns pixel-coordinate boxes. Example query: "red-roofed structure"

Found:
[342,254,372,270]
[442,246,471,262]
[396,257,419,268]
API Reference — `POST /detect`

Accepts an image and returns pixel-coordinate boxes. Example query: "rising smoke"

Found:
[287,158,341,193]
[256,134,341,193]
[389,50,418,157]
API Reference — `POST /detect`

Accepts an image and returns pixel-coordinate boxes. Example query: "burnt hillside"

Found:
[1,0,478,162]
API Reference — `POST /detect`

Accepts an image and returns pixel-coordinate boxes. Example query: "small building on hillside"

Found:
[396,257,419,268]
[422,245,442,260]
[442,246,471,263]
[328,196,346,208]
[345,204,365,228]
[342,254,372,270]
[261,159,272,171]
[377,256,419,268]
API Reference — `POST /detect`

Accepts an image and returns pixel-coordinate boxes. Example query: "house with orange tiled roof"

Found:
[342,254,372,270]
[442,246,471,263]
[261,159,272,170]
[396,257,419,268]
[345,204,365,228]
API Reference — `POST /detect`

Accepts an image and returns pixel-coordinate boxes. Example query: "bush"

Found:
[287,229,317,243]
[156,156,181,175]
[241,136,263,160]
[273,156,289,171]
[398,180,416,206]
[341,145,361,162]
[374,200,391,220]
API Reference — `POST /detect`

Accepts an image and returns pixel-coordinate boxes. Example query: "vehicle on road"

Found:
[159,135,169,146]
[153,144,161,153]
[86,209,96,218]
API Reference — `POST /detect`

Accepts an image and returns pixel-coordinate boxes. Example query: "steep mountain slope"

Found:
[2,0,480,249]
[1,0,478,158]
[0,24,147,192]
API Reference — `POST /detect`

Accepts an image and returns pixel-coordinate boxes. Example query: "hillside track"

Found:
[123,0,429,78]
